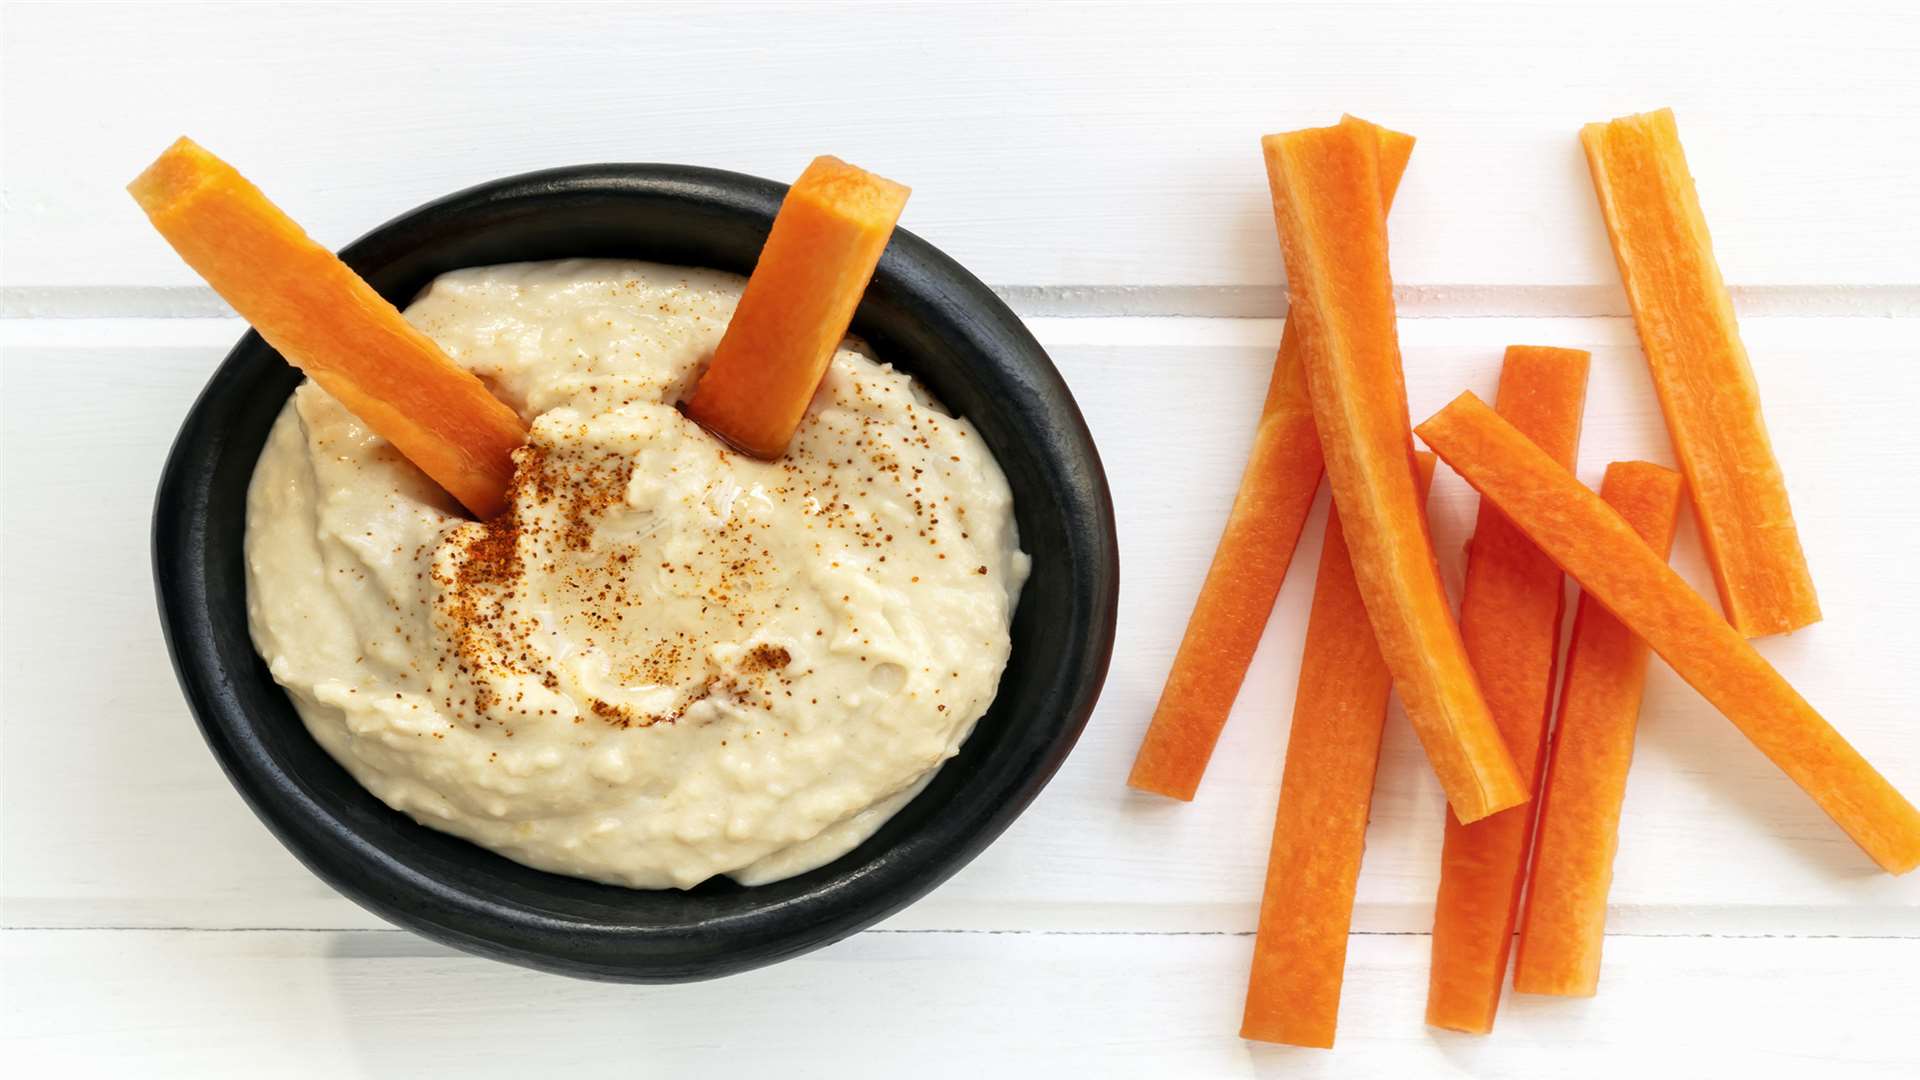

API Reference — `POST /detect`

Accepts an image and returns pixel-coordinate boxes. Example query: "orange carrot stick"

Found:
[1417,393,1920,874]
[1242,453,1438,1048]
[128,138,528,519]
[1426,346,1591,1034]
[684,156,910,459]
[1262,118,1526,824]
[1129,120,1415,801]
[1512,461,1684,998]
[1582,109,1819,637]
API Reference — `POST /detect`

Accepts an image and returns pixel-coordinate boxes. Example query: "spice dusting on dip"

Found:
[245,259,1028,888]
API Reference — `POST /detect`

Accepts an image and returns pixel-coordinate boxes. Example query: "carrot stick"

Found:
[1582,109,1819,637]
[128,138,528,519]
[1512,461,1685,998]
[1262,117,1526,824]
[1242,452,1438,1048]
[684,156,909,459]
[1129,119,1415,801]
[1426,346,1591,1034]
[1417,392,1920,874]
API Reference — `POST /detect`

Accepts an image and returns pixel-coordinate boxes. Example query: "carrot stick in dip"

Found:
[1129,119,1415,801]
[1426,346,1590,1035]
[1263,118,1525,824]
[1582,109,1819,637]
[1417,393,1920,874]
[684,156,910,459]
[129,138,528,519]
[1513,461,1685,998]
[1242,453,1438,1048]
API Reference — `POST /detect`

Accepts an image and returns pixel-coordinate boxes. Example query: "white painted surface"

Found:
[6,1,1920,306]
[3,1,1918,1075]
[7,931,1918,1079]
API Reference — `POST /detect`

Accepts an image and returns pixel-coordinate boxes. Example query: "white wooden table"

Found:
[5,2,1918,1075]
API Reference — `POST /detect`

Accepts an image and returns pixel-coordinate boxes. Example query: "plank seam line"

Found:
[5,926,1916,940]
[6,284,1919,321]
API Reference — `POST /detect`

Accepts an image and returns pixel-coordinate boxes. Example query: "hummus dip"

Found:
[245,259,1028,889]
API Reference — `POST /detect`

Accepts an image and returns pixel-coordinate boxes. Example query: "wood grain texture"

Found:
[5,2,1920,304]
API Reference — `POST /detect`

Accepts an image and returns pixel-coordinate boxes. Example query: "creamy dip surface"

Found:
[245,259,1028,888]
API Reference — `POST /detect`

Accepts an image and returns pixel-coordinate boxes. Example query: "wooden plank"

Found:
[4,316,1916,934]
[5,2,1920,303]
[5,929,1916,1075]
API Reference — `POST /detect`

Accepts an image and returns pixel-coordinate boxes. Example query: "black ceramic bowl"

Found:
[153,164,1117,982]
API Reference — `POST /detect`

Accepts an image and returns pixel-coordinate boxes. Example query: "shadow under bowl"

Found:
[152,164,1119,982]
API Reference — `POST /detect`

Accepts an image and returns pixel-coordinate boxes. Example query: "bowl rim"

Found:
[151,162,1119,981]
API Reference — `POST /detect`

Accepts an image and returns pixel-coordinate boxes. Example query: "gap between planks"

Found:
[6,312,1918,353]
[5,926,1915,940]
[5,283,1920,321]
